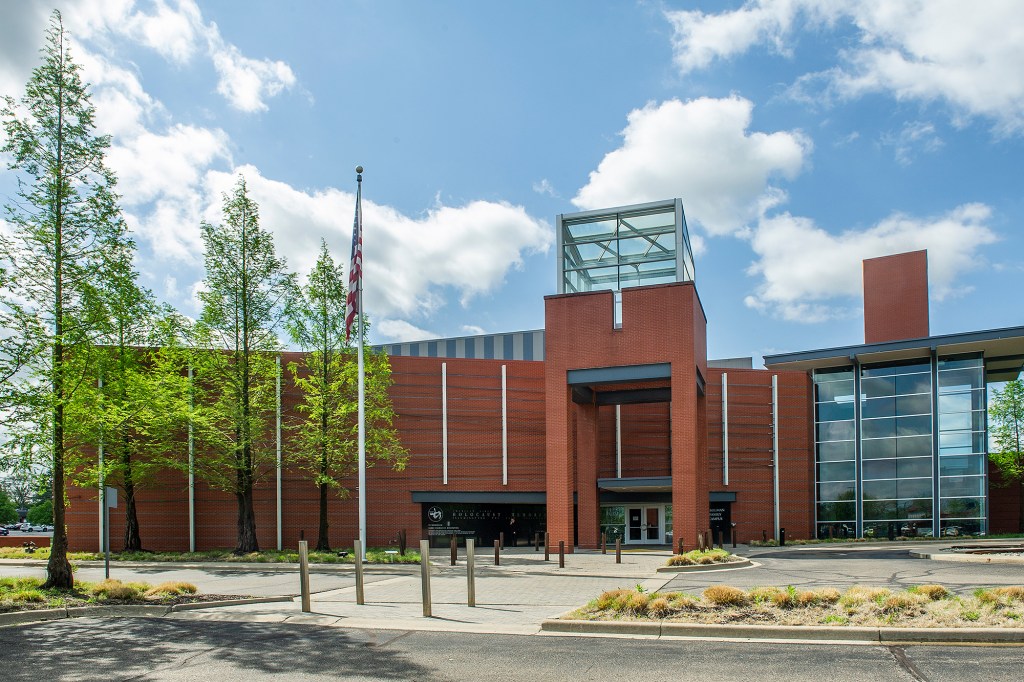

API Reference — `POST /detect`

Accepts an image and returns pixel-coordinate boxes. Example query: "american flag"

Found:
[344,189,362,341]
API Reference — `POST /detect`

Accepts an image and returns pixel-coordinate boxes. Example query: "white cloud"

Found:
[376,320,437,343]
[532,179,558,197]
[572,97,810,236]
[461,324,486,336]
[881,121,943,166]
[745,204,998,322]
[664,1,1024,132]
[209,43,296,113]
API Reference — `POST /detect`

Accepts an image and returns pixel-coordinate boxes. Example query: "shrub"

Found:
[670,593,700,610]
[771,591,795,608]
[595,589,632,611]
[962,610,981,621]
[144,581,198,598]
[993,586,1024,602]
[913,584,949,600]
[880,593,925,614]
[648,597,672,618]
[624,591,650,615]
[748,586,783,604]
[703,585,747,606]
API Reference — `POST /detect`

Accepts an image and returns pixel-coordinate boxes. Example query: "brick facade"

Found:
[863,250,930,344]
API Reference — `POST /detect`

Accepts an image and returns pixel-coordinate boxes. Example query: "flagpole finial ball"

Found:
[356,166,363,174]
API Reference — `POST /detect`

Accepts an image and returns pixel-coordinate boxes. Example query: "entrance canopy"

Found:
[567,362,671,405]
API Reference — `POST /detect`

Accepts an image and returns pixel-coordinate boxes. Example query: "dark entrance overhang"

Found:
[568,362,672,405]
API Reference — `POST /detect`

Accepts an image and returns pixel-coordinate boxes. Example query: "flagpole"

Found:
[356,166,367,561]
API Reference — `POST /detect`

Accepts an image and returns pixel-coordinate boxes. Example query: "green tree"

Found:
[27,499,53,525]
[191,177,296,554]
[1,11,131,588]
[0,488,17,525]
[990,379,1024,532]
[286,240,406,551]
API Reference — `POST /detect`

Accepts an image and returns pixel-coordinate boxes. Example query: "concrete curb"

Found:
[908,550,1024,565]
[656,558,753,573]
[0,595,293,628]
[540,618,1024,645]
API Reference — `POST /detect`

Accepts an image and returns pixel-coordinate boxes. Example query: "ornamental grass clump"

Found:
[879,592,926,615]
[143,581,198,598]
[648,596,672,618]
[90,579,149,601]
[666,549,733,567]
[702,585,747,606]
[911,584,949,600]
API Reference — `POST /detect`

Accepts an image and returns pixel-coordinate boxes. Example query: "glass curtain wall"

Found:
[937,355,987,536]
[561,203,694,324]
[813,367,856,538]
[860,361,934,538]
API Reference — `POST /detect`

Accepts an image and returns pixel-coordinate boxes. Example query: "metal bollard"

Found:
[494,539,500,566]
[615,537,621,564]
[354,539,365,605]
[731,528,737,549]
[780,527,786,546]
[420,539,432,617]
[298,540,311,613]
[558,541,565,569]
[499,532,505,550]
[535,531,540,552]
[677,537,684,555]
[717,530,724,548]
[544,532,550,561]
[762,529,768,543]
[450,534,457,566]
[601,533,607,554]
[466,538,476,607]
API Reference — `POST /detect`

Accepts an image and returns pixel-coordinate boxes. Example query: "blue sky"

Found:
[2,1,1022,365]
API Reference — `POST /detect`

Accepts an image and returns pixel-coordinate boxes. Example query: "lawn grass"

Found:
[0,576,203,613]
[0,546,421,564]
[569,583,1024,628]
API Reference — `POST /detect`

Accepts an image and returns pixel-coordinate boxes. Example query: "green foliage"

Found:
[990,379,1024,531]
[1,10,135,588]
[285,240,406,550]
[0,489,17,524]
[189,176,297,553]
[26,499,52,525]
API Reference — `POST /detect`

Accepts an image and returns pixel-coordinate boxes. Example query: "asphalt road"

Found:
[0,618,1021,681]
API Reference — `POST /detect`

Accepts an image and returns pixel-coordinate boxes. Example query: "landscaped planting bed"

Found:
[0,576,229,613]
[567,584,1024,628]
[0,546,421,564]
[665,549,742,566]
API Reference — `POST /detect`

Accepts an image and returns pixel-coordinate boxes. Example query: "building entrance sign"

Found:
[420,502,545,548]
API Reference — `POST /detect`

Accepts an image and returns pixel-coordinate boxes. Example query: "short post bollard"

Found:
[298,540,311,613]
[420,539,432,617]
[499,531,505,550]
[731,527,737,549]
[717,529,724,548]
[780,527,786,546]
[450,534,457,566]
[494,539,500,566]
[466,538,476,607]
[354,539,365,605]
[601,533,607,554]
[534,531,540,552]
[544,532,550,562]
[558,541,565,569]
[762,529,768,543]
[615,537,621,564]
[677,537,684,555]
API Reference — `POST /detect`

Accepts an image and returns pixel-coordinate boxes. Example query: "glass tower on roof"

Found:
[556,199,694,322]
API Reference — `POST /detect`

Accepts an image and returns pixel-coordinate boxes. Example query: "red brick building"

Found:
[66,200,1024,552]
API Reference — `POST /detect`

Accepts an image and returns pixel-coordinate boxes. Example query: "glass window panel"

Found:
[895,372,931,396]
[863,521,930,538]
[939,455,985,476]
[896,394,931,416]
[817,400,855,422]
[941,519,985,536]
[621,210,675,231]
[862,459,896,480]
[861,376,895,398]
[817,481,856,502]
[940,497,985,519]
[814,368,854,382]
[600,506,625,525]
[817,420,854,442]
[938,431,985,455]
[938,368,984,393]
[938,392,972,414]
[897,478,933,499]
[565,218,616,241]
[897,415,932,437]
[817,522,856,539]
[940,476,985,497]
[897,499,933,519]
[817,501,856,521]
[939,410,985,432]
[863,480,897,500]
[891,362,931,375]
[861,397,895,419]
[862,418,896,439]
[897,457,932,478]
[863,500,897,519]
[818,461,855,482]
[862,437,897,459]
[817,440,855,463]
[815,380,854,403]
[896,435,932,458]
[938,356,982,370]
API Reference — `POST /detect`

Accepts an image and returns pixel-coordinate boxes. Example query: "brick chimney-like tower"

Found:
[863,250,929,344]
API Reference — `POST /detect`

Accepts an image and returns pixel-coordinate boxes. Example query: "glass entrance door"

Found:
[626,506,663,544]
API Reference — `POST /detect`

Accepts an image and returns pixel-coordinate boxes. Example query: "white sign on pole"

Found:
[105,487,118,508]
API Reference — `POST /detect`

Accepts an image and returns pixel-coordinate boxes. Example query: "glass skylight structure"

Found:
[556,199,694,323]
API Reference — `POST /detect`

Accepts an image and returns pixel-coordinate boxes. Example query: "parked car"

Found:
[19,523,32,531]
[0,527,8,536]
[31,524,47,532]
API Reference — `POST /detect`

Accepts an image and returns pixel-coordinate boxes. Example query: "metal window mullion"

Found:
[931,350,940,538]
[853,358,863,538]
[276,354,282,551]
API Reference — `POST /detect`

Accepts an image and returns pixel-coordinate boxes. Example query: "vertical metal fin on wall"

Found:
[615,405,622,478]
[501,364,508,485]
[442,362,448,485]
[722,373,729,486]
[772,374,780,541]
[276,354,283,551]
[188,363,195,553]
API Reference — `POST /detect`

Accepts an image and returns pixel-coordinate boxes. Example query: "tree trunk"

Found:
[122,486,141,552]
[316,481,330,551]
[235,488,259,554]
